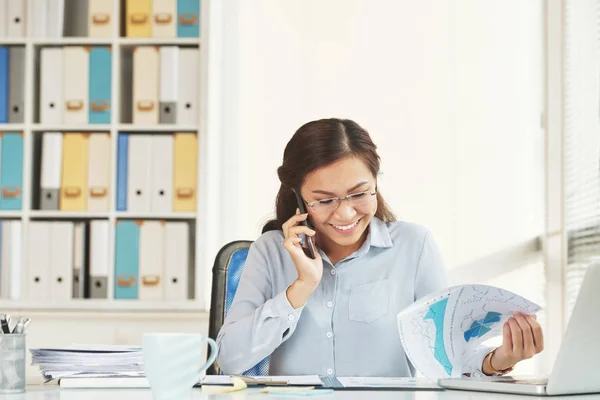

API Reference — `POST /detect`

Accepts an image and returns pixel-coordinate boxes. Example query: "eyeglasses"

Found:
[304,189,378,214]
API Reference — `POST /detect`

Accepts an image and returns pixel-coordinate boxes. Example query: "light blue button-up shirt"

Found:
[216,217,491,377]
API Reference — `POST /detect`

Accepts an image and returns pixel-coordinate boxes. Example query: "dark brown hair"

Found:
[262,118,397,233]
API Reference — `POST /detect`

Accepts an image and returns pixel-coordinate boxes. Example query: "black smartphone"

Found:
[293,189,317,259]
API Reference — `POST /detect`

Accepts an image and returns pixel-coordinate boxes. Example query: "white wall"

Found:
[213,0,547,375]
[216,2,546,375]
[219,0,544,267]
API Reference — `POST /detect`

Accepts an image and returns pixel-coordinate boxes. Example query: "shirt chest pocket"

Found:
[348,279,389,323]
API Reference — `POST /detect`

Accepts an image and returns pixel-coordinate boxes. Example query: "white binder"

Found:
[29,0,47,38]
[127,135,152,213]
[0,0,7,36]
[164,222,189,301]
[6,0,26,38]
[40,48,64,124]
[7,221,22,300]
[87,133,111,212]
[72,222,86,299]
[133,47,159,124]
[88,0,113,38]
[63,47,89,124]
[150,135,173,213]
[139,221,164,301]
[0,221,19,299]
[40,132,63,208]
[177,48,199,125]
[47,0,65,38]
[0,222,10,298]
[26,222,51,302]
[159,46,178,123]
[89,220,109,299]
[50,222,74,301]
[152,0,176,37]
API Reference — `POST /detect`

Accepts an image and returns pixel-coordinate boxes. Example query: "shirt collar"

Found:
[342,217,393,262]
[367,216,393,249]
[319,217,394,266]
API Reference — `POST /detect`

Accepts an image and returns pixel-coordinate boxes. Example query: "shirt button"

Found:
[326,301,333,308]
[327,369,334,375]
[288,314,295,321]
[326,332,333,338]
[330,269,336,275]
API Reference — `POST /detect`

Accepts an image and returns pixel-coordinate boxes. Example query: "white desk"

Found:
[2,386,600,400]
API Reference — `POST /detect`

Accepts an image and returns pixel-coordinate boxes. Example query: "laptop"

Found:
[438,261,600,396]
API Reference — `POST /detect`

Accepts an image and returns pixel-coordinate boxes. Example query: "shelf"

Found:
[0,124,26,131]
[32,38,113,46]
[30,125,199,132]
[31,124,111,132]
[0,39,26,45]
[29,211,110,219]
[118,38,200,47]
[0,299,207,313]
[118,124,198,132]
[115,212,197,220]
[0,211,23,218]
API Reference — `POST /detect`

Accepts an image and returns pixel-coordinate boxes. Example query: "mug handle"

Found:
[198,337,218,378]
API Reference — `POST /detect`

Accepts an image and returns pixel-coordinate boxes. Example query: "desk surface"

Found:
[2,386,600,400]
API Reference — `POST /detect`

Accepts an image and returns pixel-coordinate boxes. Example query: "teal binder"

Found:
[114,221,140,299]
[177,0,200,38]
[89,47,112,124]
[0,133,23,210]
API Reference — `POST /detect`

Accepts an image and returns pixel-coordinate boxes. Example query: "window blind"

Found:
[564,0,600,321]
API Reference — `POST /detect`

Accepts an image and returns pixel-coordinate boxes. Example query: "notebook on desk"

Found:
[58,375,441,391]
[201,375,441,391]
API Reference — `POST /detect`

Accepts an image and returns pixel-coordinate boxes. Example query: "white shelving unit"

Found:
[0,0,217,314]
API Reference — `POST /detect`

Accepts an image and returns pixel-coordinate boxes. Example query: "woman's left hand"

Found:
[485,312,544,374]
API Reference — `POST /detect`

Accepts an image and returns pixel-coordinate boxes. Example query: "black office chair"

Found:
[207,240,270,376]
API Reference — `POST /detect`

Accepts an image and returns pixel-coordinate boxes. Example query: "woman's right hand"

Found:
[282,209,324,301]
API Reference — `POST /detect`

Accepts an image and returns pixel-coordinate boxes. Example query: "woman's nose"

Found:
[334,200,357,222]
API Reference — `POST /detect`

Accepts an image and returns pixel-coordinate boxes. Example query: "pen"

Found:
[0,314,10,334]
[12,317,30,334]
[21,317,31,333]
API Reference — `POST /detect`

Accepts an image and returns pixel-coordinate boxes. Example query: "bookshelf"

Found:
[0,0,216,313]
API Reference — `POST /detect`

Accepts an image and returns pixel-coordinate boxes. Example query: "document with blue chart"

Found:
[397,284,541,380]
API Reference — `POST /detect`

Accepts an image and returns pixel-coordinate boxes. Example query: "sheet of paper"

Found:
[201,375,322,386]
[260,387,316,393]
[201,377,247,394]
[336,377,440,389]
[397,284,541,381]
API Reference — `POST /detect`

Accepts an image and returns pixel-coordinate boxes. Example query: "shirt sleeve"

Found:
[413,231,493,378]
[215,238,304,374]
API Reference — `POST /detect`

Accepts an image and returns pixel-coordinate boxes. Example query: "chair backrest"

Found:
[207,240,270,376]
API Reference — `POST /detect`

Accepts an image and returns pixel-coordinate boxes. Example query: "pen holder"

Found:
[0,334,26,394]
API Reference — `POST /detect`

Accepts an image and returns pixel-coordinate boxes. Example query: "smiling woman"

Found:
[215,118,543,378]
[262,118,396,264]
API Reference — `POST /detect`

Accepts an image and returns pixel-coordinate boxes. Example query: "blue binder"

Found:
[0,47,8,123]
[116,133,128,211]
[114,221,140,300]
[89,47,112,124]
[177,0,200,38]
[0,133,23,210]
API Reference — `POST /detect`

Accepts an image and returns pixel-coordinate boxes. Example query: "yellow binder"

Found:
[60,133,88,211]
[173,133,197,212]
[126,0,152,37]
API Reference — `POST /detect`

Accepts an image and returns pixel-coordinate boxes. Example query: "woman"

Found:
[216,118,543,378]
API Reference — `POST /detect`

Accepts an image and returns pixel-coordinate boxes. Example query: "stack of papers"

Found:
[30,344,145,381]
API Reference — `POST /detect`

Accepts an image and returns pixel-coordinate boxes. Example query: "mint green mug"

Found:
[142,333,217,400]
